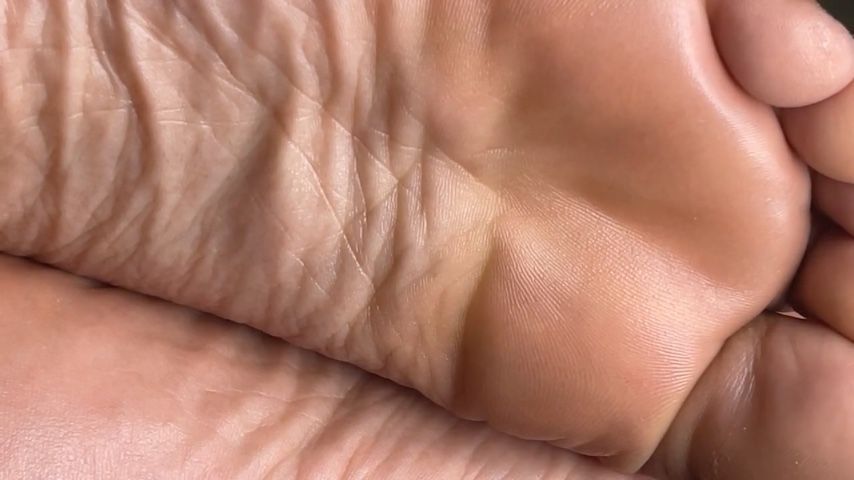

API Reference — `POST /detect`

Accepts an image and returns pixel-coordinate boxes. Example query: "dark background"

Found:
[821,0,854,30]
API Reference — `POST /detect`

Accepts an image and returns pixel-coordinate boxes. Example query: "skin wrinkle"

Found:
[357,398,470,479]
[0,255,628,478]
[173,1,357,147]
[206,0,392,351]
[102,0,380,342]
[81,12,151,274]
[348,154,425,360]
[183,350,339,476]
[100,1,161,270]
[298,124,377,293]
[141,7,261,103]
[6,1,853,475]
[31,0,540,438]
[292,379,374,478]
[34,2,69,256]
[44,11,135,268]
[279,241,335,306]
[339,404,397,477]
[308,2,488,382]
[10,255,588,477]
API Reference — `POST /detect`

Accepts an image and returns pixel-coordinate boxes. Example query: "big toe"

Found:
[710,0,854,108]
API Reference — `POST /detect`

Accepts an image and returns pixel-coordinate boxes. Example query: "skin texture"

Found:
[4,256,854,480]
[0,256,638,480]
[1,0,854,477]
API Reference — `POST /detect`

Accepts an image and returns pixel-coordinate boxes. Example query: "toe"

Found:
[650,314,854,479]
[811,173,854,234]
[710,0,854,108]
[791,226,854,339]
[782,82,854,183]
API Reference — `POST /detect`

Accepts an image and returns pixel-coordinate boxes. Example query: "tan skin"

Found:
[2,1,854,478]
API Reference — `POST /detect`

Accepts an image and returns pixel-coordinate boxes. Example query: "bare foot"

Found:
[3,256,854,479]
[0,256,641,480]
[0,0,851,470]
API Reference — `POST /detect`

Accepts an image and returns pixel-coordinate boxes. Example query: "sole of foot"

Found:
[0,0,851,473]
